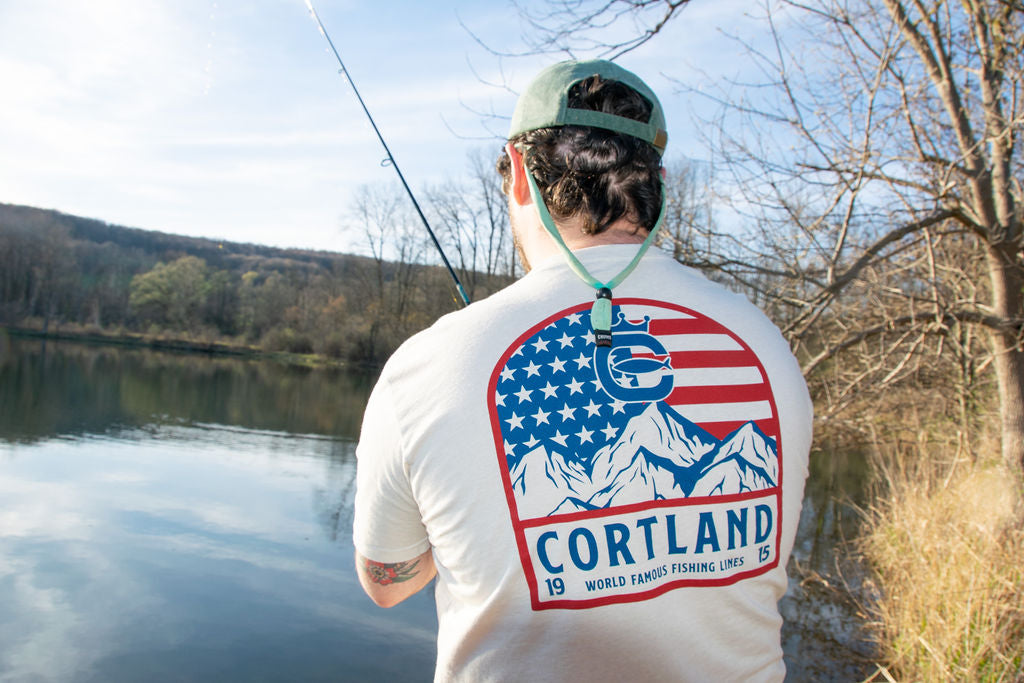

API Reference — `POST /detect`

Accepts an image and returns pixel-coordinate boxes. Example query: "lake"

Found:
[0,333,874,681]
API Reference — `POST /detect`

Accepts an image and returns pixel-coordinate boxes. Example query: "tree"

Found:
[238,269,300,342]
[343,183,432,360]
[353,183,431,318]
[0,213,77,328]
[129,256,210,331]
[427,148,519,299]
[515,0,1024,475]
[723,0,1024,474]
[200,268,239,336]
[504,0,693,58]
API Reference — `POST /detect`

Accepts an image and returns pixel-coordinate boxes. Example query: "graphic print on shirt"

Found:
[488,299,783,610]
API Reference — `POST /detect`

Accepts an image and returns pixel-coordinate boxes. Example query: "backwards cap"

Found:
[507,59,670,348]
[508,59,668,154]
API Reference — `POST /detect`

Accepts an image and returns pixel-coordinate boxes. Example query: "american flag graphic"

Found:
[489,298,784,608]
[491,299,780,515]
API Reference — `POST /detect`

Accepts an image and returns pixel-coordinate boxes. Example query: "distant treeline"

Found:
[0,201,512,364]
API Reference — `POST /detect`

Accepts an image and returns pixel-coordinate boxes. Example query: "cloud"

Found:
[0,0,783,250]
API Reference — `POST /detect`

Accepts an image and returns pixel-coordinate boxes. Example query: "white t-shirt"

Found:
[354,245,812,682]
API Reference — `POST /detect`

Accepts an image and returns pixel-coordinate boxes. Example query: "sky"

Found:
[0,0,775,254]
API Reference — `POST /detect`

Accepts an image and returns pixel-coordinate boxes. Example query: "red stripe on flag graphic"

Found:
[667,350,756,367]
[649,317,730,335]
[690,419,779,442]
[639,315,780,441]
[667,383,772,405]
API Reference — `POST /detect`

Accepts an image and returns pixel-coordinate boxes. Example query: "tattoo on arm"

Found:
[362,557,421,586]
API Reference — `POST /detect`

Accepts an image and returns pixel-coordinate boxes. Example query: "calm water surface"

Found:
[0,336,435,682]
[0,334,873,682]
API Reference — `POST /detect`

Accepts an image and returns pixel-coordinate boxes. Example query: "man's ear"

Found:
[505,142,532,206]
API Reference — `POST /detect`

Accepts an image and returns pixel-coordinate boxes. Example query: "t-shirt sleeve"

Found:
[352,375,431,563]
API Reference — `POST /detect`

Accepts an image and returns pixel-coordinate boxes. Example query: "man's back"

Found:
[354,246,812,681]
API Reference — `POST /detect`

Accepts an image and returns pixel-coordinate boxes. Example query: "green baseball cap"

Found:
[508,59,668,154]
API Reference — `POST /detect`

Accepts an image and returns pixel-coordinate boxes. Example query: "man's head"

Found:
[497,60,668,240]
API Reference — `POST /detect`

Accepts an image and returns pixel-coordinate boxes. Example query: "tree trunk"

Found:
[986,243,1024,476]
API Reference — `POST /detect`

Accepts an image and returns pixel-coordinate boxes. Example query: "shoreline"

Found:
[0,324,360,369]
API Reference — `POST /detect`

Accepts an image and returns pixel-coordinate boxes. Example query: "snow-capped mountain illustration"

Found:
[588,402,719,507]
[509,401,779,520]
[510,445,591,517]
[689,421,778,497]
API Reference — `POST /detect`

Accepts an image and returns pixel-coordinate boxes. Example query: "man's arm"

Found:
[355,548,436,608]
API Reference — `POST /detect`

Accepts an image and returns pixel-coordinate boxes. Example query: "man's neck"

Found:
[560,220,646,250]
[512,197,647,271]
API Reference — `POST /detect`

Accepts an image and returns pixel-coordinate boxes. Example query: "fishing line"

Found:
[303,0,471,307]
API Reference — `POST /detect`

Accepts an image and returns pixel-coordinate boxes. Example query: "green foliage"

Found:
[129,256,210,330]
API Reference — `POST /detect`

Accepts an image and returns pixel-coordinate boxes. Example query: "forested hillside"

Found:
[0,202,506,363]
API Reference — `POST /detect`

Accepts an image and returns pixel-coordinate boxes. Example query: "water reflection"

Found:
[782,446,877,681]
[0,337,376,442]
[0,338,436,682]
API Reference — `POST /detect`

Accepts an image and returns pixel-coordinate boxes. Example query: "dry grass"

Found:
[857,440,1024,682]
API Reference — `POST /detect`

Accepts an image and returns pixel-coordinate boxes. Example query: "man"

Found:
[353,60,812,682]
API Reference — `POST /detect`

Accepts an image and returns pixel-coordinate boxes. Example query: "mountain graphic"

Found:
[588,402,719,507]
[509,401,779,520]
[689,421,778,497]
[510,445,591,517]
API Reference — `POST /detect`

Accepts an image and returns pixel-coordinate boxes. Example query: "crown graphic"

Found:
[610,312,651,333]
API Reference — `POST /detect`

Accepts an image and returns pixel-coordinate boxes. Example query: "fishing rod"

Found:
[303,0,471,307]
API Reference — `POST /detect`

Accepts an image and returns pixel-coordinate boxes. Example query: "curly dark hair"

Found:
[497,75,664,235]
